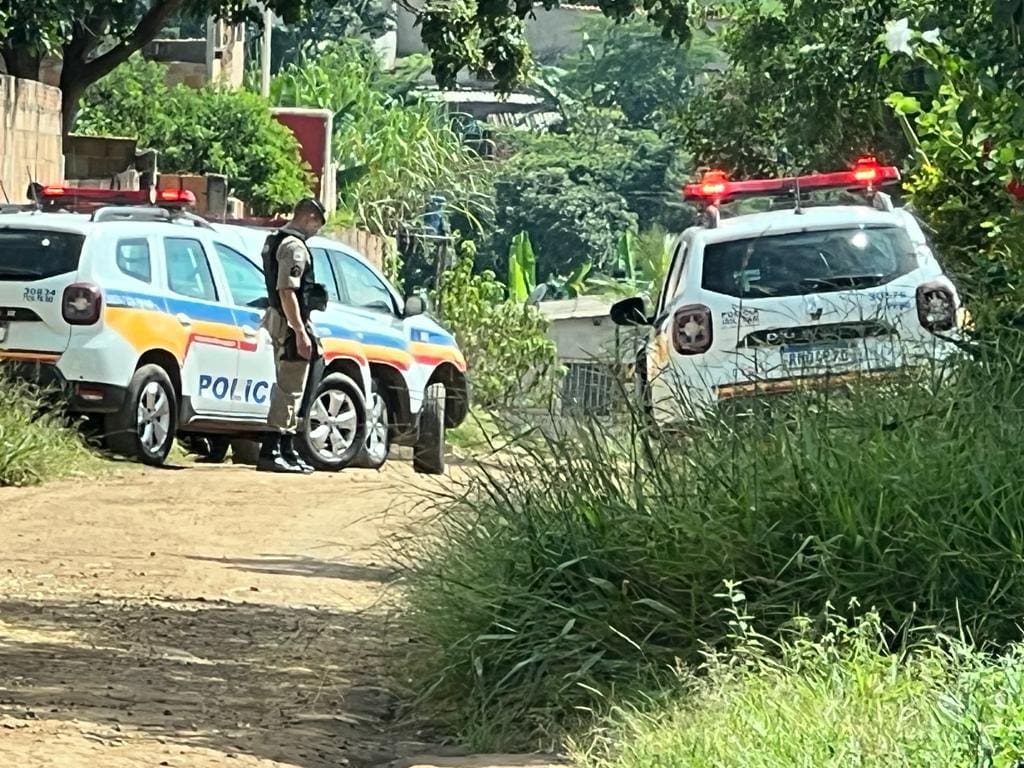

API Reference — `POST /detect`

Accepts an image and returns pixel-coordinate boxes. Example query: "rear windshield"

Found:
[701,225,918,299]
[0,229,85,281]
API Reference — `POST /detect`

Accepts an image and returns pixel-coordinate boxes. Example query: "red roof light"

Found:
[158,188,196,204]
[683,157,900,204]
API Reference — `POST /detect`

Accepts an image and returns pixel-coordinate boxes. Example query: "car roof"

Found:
[691,204,910,246]
[0,211,103,235]
[209,223,378,271]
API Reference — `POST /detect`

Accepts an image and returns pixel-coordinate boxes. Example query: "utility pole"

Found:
[261,6,273,97]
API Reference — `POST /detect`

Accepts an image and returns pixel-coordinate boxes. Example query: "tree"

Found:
[415,0,696,92]
[75,56,312,214]
[558,16,718,129]
[0,0,319,137]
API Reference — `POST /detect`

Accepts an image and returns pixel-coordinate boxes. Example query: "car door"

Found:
[327,248,413,375]
[161,235,240,417]
[213,241,277,420]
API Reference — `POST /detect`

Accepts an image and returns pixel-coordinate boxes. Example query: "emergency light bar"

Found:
[683,156,900,205]
[35,185,196,212]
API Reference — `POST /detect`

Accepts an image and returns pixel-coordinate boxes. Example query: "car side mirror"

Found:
[610,296,651,327]
[248,296,270,310]
[404,295,425,317]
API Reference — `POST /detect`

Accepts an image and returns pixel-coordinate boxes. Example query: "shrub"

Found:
[398,335,1024,746]
[433,241,560,409]
[75,56,312,215]
[0,378,96,487]
[583,604,1024,768]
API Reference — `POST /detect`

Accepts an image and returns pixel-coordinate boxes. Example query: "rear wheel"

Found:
[299,373,367,471]
[413,382,446,475]
[105,364,178,466]
[353,380,390,470]
[181,434,230,463]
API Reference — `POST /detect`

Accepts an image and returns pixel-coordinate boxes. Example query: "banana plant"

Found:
[507,231,538,303]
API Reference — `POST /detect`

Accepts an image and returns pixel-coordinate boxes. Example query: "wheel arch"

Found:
[370,362,412,434]
[427,362,469,428]
[136,348,182,401]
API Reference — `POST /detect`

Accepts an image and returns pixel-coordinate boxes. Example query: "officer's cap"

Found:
[295,196,327,222]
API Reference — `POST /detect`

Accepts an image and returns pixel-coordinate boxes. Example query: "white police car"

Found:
[0,186,373,470]
[611,157,967,422]
[211,223,470,475]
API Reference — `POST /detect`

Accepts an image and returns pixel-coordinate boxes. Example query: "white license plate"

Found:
[781,344,862,371]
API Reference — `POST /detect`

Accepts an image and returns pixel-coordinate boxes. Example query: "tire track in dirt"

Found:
[0,462,443,768]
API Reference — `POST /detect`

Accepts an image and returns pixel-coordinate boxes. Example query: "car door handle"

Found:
[175,312,192,327]
[242,325,258,338]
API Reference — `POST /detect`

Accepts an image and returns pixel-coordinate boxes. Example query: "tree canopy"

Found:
[0,0,320,133]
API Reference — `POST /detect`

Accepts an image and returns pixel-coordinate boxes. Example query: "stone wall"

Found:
[0,76,63,202]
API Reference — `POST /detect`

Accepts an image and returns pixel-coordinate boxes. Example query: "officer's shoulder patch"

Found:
[290,265,302,278]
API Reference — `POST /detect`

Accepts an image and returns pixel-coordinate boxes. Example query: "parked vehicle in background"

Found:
[611,157,968,423]
[0,187,370,471]
[212,223,470,475]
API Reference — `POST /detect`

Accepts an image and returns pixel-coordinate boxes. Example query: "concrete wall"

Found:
[0,76,63,201]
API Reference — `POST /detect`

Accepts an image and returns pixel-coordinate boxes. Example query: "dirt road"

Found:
[0,460,449,768]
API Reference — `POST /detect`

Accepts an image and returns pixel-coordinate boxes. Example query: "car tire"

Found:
[299,372,367,471]
[413,382,446,476]
[352,380,390,470]
[105,364,178,466]
[182,434,230,463]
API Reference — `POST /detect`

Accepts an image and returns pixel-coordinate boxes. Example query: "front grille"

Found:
[739,321,895,348]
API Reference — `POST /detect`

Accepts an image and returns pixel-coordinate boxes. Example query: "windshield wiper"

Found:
[801,273,888,290]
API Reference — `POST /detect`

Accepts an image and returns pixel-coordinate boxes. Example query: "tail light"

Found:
[62,283,103,325]
[916,282,956,332]
[672,304,713,354]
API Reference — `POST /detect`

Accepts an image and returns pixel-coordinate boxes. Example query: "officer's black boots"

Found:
[256,433,304,474]
[280,434,315,474]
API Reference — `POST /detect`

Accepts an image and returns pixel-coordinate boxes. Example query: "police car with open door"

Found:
[611,157,968,423]
[212,222,469,475]
[0,186,370,470]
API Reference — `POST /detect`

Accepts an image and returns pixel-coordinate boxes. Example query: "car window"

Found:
[331,251,395,314]
[116,238,152,283]
[658,241,687,316]
[701,226,919,299]
[0,230,84,281]
[216,243,266,307]
[164,237,218,302]
[309,247,341,302]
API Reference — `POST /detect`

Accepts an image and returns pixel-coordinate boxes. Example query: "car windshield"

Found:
[0,229,85,281]
[701,225,919,299]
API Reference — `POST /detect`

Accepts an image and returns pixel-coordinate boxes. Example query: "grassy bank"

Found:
[580,606,1024,768]
[399,334,1024,747]
[0,377,99,487]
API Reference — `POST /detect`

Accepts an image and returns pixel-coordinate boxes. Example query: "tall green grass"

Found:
[580,602,1024,768]
[0,377,97,486]
[399,334,1024,747]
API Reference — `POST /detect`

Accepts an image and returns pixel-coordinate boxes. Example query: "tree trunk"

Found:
[59,77,87,139]
[1,46,42,81]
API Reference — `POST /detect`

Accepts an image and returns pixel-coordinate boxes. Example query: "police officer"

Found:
[257,197,327,474]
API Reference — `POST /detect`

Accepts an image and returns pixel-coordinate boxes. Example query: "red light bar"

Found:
[683,156,900,204]
[36,185,195,211]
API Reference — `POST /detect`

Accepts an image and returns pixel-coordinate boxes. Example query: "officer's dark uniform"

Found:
[257,199,328,473]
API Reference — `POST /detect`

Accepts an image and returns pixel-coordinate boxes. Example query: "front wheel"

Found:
[104,364,178,466]
[413,382,446,475]
[299,372,367,471]
[352,380,390,470]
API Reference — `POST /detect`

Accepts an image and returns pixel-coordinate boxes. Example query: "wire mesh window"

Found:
[561,361,621,416]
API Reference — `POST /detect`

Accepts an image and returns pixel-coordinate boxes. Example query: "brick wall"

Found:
[0,76,63,202]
